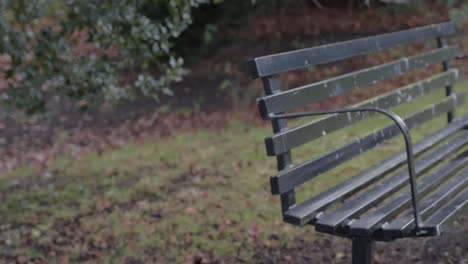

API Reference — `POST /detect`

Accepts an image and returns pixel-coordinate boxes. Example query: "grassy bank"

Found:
[0,80,467,263]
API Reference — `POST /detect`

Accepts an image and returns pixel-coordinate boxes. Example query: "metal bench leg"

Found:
[352,237,373,264]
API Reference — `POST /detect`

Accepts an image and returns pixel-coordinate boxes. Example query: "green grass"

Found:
[0,80,467,263]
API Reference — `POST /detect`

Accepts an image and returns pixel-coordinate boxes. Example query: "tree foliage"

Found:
[0,0,207,113]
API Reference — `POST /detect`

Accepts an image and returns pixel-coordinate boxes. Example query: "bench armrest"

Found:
[268,107,425,232]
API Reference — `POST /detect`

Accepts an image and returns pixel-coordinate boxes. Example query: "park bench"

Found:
[248,21,467,264]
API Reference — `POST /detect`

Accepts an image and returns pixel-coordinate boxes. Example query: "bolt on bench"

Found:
[248,21,467,264]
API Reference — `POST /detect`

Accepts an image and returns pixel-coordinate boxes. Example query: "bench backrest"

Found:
[249,21,464,214]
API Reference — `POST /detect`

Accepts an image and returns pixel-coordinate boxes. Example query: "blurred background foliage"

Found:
[0,0,206,113]
[0,0,467,114]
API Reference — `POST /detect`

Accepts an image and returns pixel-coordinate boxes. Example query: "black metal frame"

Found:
[352,237,373,264]
[262,76,296,213]
[437,36,455,123]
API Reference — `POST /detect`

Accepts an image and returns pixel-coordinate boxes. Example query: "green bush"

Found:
[0,0,207,114]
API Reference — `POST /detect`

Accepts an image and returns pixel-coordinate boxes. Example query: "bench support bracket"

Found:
[352,237,373,264]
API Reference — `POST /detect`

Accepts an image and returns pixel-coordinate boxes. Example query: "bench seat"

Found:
[283,117,468,231]
[284,122,468,239]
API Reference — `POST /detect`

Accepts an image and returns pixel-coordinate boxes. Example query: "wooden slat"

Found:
[348,153,468,237]
[313,132,468,234]
[281,116,468,226]
[257,46,461,118]
[382,169,468,239]
[266,71,462,156]
[422,188,468,236]
[249,21,455,78]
